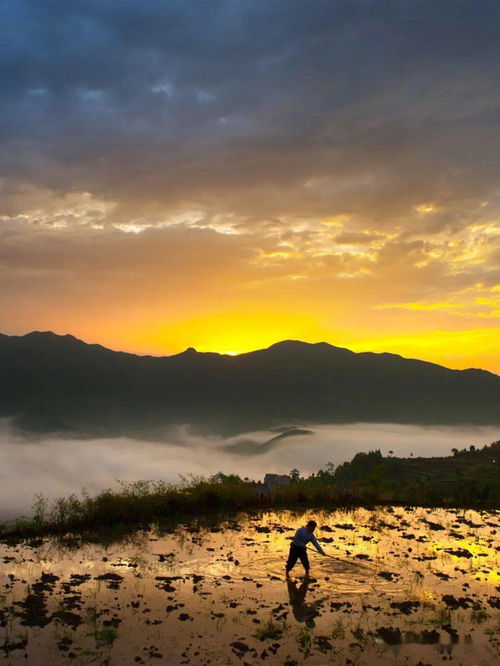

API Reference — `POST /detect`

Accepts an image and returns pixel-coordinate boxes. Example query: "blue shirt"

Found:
[292,526,325,554]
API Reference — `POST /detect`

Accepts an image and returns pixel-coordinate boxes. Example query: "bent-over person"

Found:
[286,520,325,575]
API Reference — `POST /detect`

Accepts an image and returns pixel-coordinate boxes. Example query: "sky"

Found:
[1,0,499,372]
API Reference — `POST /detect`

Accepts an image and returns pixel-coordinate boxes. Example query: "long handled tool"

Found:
[306,547,369,568]
[306,547,340,560]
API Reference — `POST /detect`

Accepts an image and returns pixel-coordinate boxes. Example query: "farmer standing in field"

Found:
[285,520,325,575]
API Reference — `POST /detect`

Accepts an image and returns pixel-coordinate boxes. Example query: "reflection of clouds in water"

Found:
[0,419,498,519]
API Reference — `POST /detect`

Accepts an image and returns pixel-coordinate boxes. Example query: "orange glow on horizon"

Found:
[56,316,500,375]
[2,3,500,399]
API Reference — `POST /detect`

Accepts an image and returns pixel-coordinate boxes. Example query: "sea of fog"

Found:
[0,419,498,520]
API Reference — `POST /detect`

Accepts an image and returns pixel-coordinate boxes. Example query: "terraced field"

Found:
[1,507,499,665]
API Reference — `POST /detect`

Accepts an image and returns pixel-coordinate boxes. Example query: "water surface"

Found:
[1,507,500,664]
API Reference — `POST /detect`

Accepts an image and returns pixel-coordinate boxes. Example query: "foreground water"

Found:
[1,507,499,665]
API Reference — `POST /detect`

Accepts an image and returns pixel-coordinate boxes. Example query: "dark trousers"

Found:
[286,543,310,572]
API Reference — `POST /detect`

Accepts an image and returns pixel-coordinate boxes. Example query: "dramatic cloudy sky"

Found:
[1,0,499,371]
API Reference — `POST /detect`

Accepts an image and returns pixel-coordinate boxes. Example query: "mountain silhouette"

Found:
[1,331,499,437]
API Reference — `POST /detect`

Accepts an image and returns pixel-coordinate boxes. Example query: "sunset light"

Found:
[1,0,498,379]
[1,4,500,663]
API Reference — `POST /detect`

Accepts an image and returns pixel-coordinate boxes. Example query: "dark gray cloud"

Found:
[0,1,499,369]
[1,0,500,217]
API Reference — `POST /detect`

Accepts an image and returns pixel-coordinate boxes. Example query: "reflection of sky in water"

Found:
[0,419,498,518]
[1,508,499,664]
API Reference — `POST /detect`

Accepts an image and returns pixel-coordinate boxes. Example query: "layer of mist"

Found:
[0,419,498,520]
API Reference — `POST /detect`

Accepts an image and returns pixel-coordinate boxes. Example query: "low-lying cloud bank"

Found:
[0,420,498,520]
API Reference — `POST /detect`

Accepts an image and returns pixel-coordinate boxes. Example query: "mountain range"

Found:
[1,331,499,437]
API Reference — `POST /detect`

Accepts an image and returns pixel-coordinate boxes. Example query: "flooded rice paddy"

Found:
[1,507,499,665]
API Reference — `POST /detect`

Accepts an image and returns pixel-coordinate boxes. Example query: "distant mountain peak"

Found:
[20,330,82,344]
[173,346,218,358]
[267,339,313,349]
[265,339,352,354]
[9,331,114,355]
[1,329,499,436]
[0,331,497,377]
[25,330,56,338]
[24,330,78,340]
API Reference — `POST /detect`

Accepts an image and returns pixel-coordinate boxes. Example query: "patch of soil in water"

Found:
[1,507,500,664]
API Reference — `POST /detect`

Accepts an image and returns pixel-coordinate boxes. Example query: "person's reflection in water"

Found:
[286,575,322,628]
